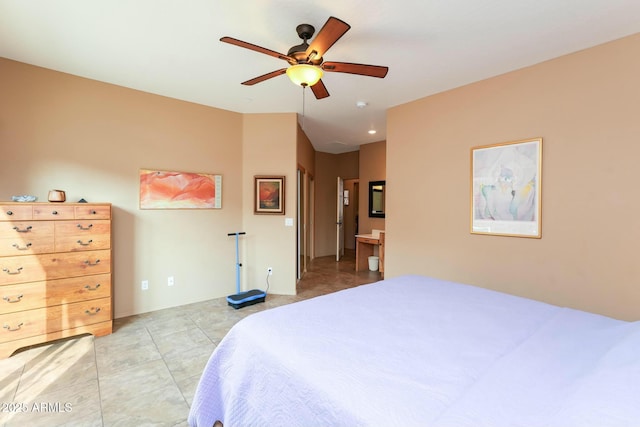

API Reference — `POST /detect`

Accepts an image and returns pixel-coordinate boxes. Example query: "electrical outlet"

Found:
[168,276,174,286]
[267,267,273,276]
[141,280,149,290]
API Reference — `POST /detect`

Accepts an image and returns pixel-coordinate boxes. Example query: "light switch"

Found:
[285,217,294,227]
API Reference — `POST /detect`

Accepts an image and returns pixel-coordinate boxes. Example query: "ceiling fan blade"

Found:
[310,79,330,99]
[305,17,350,60]
[241,69,287,86]
[322,61,389,78]
[221,37,294,63]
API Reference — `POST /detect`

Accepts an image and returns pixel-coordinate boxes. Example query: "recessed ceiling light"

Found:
[368,129,377,135]
[356,101,368,109]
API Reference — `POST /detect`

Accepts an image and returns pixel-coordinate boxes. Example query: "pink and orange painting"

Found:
[139,169,222,209]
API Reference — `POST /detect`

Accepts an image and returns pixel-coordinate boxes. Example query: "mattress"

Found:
[188,275,640,427]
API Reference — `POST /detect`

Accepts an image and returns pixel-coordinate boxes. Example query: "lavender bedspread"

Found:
[188,275,640,427]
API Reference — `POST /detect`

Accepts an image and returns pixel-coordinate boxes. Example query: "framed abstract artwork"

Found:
[139,169,222,209]
[470,138,542,238]
[254,176,285,215]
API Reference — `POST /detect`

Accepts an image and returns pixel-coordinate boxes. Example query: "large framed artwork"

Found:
[254,176,285,215]
[139,169,222,209]
[470,138,542,238]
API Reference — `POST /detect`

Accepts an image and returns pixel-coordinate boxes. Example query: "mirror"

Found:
[368,180,386,218]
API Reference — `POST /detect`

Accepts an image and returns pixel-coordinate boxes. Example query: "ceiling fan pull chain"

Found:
[302,85,306,129]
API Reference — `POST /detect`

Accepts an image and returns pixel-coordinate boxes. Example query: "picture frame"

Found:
[470,138,542,238]
[254,176,285,215]
[139,169,222,209]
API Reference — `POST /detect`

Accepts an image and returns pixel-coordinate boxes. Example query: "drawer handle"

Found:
[52,211,58,215]
[91,210,97,215]
[77,239,93,246]
[3,294,24,303]
[85,307,101,315]
[84,284,101,291]
[84,259,101,266]
[12,225,33,233]
[2,267,23,275]
[12,243,32,250]
[6,210,13,216]
[77,224,93,230]
[3,322,23,332]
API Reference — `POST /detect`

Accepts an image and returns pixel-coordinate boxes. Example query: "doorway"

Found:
[343,179,359,252]
[297,167,314,281]
[336,177,344,261]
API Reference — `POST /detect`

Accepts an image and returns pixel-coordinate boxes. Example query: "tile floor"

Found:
[0,251,381,426]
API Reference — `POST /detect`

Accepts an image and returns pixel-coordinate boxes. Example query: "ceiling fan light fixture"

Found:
[286,64,323,87]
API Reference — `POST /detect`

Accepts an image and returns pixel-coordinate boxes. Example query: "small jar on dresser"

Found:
[0,202,112,358]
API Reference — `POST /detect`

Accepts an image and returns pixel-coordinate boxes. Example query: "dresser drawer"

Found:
[358,237,380,245]
[75,205,111,220]
[0,273,111,315]
[54,220,111,252]
[55,220,110,236]
[0,205,33,221]
[0,235,55,256]
[55,234,111,252]
[0,249,111,285]
[0,255,45,285]
[33,205,74,220]
[0,221,55,238]
[0,297,112,343]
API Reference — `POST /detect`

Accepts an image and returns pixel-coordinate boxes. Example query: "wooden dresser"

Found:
[0,202,112,358]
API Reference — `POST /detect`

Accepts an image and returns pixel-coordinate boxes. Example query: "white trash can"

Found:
[368,256,379,271]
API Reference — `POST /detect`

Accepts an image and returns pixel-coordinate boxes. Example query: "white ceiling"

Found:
[1,1,639,154]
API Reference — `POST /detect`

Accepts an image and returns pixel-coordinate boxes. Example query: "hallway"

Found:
[297,249,383,299]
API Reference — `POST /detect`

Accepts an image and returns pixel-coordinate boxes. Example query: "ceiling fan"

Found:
[220,16,389,99]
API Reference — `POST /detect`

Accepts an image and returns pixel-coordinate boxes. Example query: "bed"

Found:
[188,275,640,427]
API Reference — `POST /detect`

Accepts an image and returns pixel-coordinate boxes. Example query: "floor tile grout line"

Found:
[92,336,106,427]
[9,358,27,404]
[155,318,209,410]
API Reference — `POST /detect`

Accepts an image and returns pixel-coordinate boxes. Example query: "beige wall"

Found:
[296,124,316,264]
[242,113,298,295]
[0,58,297,317]
[387,33,640,321]
[358,141,386,234]
[314,151,358,257]
[297,124,315,177]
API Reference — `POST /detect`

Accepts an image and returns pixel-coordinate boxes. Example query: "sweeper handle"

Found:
[228,232,246,294]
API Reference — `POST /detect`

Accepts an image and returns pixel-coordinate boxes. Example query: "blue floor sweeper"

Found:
[226,232,267,309]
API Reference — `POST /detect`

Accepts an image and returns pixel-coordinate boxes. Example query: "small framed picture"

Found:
[254,176,285,215]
